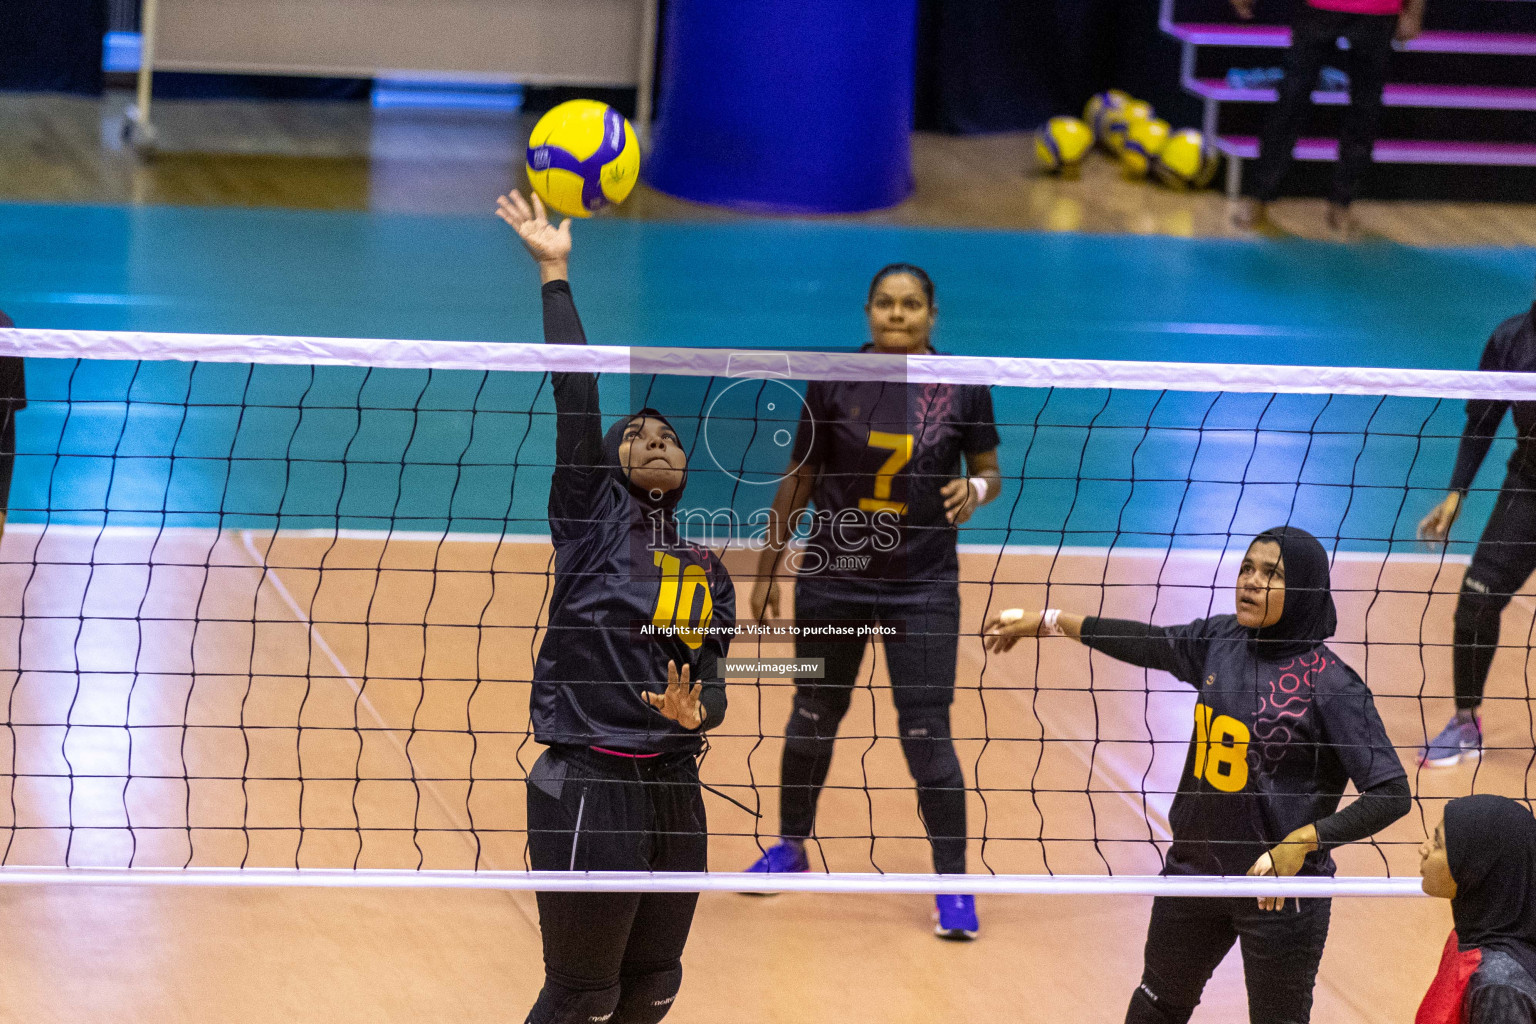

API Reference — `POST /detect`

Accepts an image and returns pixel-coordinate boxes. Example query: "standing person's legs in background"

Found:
[746,583,872,873]
[1328,14,1398,230]
[1238,5,1340,228]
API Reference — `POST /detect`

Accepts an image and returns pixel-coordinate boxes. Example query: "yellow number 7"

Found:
[858,430,913,516]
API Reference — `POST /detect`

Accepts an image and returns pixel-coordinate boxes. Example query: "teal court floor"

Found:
[0,202,1534,554]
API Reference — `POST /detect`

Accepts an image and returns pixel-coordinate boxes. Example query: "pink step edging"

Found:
[1215,135,1536,165]
[1166,23,1536,56]
[1189,78,1536,110]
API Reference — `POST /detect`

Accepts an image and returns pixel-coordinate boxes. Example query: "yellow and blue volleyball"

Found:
[1102,99,1154,155]
[1153,128,1220,189]
[1083,89,1132,146]
[524,99,640,218]
[1119,117,1171,177]
[1034,116,1094,173]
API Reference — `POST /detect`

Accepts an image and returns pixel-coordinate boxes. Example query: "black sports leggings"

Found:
[1252,5,1397,206]
[1453,477,1536,710]
[524,746,706,1024]
[1126,896,1332,1024]
[779,582,967,874]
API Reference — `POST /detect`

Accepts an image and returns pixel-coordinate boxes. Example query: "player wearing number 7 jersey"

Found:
[986,526,1409,1024]
[743,264,1002,940]
[497,190,735,1024]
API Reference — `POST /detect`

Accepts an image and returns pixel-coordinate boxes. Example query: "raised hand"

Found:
[642,661,706,730]
[983,608,1043,653]
[495,190,572,272]
[1229,0,1256,19]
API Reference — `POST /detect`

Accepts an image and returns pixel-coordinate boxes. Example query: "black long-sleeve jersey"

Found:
[790,358,999,589]
[530,281,735,753]
[1080,615,1407,877]
[1451,305,1536,495]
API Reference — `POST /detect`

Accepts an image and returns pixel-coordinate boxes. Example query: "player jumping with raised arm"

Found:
[985,527,1410,1024]
[498,190,736,1024]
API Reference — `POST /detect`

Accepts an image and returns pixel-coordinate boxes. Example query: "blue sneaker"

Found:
[744,840,809,875]
[1420,714,1482,768]
[933,894,979,940]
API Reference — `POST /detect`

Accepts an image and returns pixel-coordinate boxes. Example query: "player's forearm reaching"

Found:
[985,527,1410,1024]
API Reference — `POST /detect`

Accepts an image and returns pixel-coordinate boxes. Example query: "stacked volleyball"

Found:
[1034,117,1094,174]
[1033,89,1219,190]
[525,99,640,218]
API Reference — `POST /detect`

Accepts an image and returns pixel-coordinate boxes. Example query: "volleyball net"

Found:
[0,325,1530,896]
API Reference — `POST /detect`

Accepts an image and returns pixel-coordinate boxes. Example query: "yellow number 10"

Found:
[652,551,713,650]
[1193,704,1250,793]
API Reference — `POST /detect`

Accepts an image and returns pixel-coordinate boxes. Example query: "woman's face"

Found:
[1235,539,1285,629]
[866,273,935,354]
[1420,814,1457,899]
[619,415,686,496]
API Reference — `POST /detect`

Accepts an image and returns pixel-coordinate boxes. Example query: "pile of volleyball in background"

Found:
[1034,89,1219,189]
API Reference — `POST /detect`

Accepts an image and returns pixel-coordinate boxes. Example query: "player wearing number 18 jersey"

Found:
[744,264,1002,940]
[497,191,735,1024]
[986,527,1409,1024]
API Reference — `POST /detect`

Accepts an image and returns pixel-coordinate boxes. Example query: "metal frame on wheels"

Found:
[123,0,661,153]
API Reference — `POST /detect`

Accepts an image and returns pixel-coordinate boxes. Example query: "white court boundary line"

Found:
[235,529,500,870]
[0,866,1427,896]
[5,326,1536,400]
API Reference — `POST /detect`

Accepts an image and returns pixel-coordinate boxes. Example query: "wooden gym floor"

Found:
[3,89,1536,246]
[2,83,1534,1022]
[0,529,1522,1021]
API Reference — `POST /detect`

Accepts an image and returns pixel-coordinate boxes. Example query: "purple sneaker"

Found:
[744,840,809,875]
[934,894,979,940]
[1420,714,1482,768]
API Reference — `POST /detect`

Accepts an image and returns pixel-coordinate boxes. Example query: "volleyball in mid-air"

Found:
[524,99,640,218]
[1120,117,1171,177]
[1153,128,1220,188]
[1083,89,1132,146]
[1034,116,1094,173]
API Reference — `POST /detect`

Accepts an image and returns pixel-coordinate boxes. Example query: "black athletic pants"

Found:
[779,581,967,874]
[524,746,706,1024]
[1125,896,1332,1024]
[1252,5,1397,206]
[1454,475,1536,710]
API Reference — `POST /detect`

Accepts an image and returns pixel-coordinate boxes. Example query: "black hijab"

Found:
[1446,793,1536,985]
[600,407,686,513]
[1246,526,1338,660]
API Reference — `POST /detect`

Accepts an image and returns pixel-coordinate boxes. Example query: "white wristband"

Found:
[1042,608,1063,636]
[969,476,989,504]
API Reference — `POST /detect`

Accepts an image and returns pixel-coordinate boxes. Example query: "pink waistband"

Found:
[589,745,664,759]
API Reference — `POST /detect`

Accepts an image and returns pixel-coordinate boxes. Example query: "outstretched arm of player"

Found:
[496,190,605,522]
[984,609,1208,685]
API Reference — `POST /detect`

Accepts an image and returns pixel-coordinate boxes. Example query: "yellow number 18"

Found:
[1193,703,1250,793]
